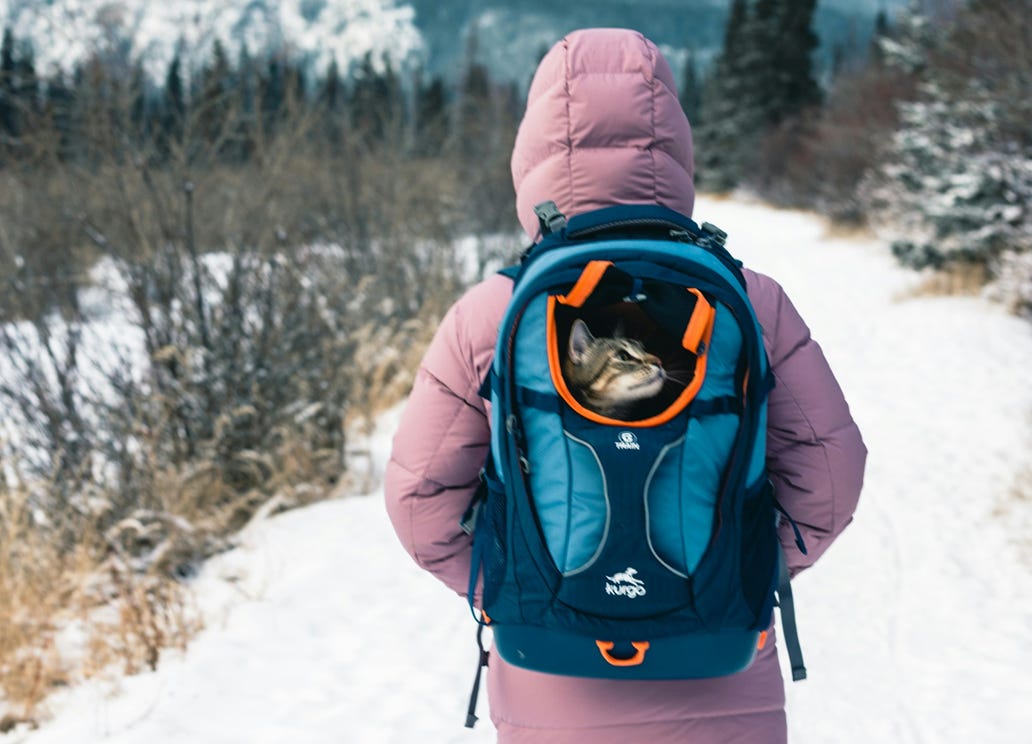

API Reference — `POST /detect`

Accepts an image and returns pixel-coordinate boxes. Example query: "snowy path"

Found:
[11,197,1032,743]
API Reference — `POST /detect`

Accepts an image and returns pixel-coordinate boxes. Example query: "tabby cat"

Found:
[562,319,666,419]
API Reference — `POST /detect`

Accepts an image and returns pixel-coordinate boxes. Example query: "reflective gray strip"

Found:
[560,430,611,577]
[643,435,690,578]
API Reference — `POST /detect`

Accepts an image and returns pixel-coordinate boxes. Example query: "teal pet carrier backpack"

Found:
[462,203,807,727]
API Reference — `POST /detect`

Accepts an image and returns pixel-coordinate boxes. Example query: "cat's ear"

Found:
[612,318,627,339]
[568,319,594,364]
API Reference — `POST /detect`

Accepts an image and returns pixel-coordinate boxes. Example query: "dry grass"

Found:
[991,408,1032,570]
[0,358,419,729]
[996,461,1032,570]
[0,477,200,730]
[820,219,878,241]
[1010,470,1032,568]
[894,261,990,301]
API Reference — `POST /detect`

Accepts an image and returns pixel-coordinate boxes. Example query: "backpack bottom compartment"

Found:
[491,623,760,679]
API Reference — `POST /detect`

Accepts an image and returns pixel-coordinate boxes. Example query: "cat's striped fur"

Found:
[562,319,665,419]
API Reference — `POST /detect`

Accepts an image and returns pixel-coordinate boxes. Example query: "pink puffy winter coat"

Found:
[386,29,866,743]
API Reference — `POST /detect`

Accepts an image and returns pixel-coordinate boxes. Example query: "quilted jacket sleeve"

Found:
[384,275,511,598]
[745,269,867,575]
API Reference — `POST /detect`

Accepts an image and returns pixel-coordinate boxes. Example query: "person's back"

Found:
[385,28,866,743]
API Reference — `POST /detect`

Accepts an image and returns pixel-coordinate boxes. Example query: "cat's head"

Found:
[563,319,665,416]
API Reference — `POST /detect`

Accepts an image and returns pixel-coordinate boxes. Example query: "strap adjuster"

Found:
[700,221,728,247]
[533,201,568,236]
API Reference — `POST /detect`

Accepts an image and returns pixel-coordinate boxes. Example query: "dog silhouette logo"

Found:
[605,567,646,598]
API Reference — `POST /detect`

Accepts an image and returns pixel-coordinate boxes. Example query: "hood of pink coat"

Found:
[510,28,695,240]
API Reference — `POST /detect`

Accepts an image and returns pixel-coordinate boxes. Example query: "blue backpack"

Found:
[462,203,807,728]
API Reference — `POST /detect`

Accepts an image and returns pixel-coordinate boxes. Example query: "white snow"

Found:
[7,195,1032,743]
[0,0,423,84]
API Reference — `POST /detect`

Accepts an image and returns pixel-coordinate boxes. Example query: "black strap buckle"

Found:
[700,221,728,247]
[533,201,568,236]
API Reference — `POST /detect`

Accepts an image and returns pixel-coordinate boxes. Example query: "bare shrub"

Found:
[0,53,500,726]
[0,21,529,721]
[749,64,917,221]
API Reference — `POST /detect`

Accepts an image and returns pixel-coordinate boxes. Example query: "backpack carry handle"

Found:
[595,640,651,667]
[521,203,747,289]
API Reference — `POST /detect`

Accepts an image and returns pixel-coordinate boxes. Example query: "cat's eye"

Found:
[616,350,633,362]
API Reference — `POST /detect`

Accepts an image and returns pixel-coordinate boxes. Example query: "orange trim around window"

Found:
[682,288,716,354]
[546,296,713,428]
[556,260,614,308]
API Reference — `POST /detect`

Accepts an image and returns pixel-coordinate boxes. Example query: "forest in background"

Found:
[0,0,1028,729]
[690,0,1030,313]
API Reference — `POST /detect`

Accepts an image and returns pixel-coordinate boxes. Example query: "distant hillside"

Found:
[411,0,908,88]
[0,0,910,88]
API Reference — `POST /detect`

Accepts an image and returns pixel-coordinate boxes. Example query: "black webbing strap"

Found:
[478,370,494,401]
[464,622,490,728]
[777,547,807,681]
[688,395,742,417]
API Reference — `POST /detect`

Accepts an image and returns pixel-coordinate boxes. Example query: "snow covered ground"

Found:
[8,196,1032,743]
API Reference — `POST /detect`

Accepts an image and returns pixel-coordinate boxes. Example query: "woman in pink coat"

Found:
[386,28,866,743]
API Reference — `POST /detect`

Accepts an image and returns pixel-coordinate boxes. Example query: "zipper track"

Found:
[567,217,695,239]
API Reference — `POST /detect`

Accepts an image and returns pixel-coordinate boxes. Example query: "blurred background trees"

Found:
[691,0,1030,316]
[0,24,522,712]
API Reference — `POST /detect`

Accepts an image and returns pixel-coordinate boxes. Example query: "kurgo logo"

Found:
[615,431,640,450]
[605,567,646,598]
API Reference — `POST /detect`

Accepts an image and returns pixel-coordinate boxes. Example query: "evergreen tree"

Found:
[234,44,259,159]
[161,49,186,153]
[695,0,763,190]
[774,0,822,117]
[723,0,749,59]
[0,27,17,137]
[679,50,702,124]
[863,2,1032,279]
[414,69,447,155]
[128,59,150,145]
[281,56,307,113]
[871,91,1032,271]
[349,53,401,143]
[199,39,232,147]
[451,25,516,233]
[260,55,286,133]
[456,56,492,158]
[318,58,345,144]
[695,0,823,190]
[14,40,39,122]
[453,22,494,156]
[319,58,343,112]
[870,8,892,65]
